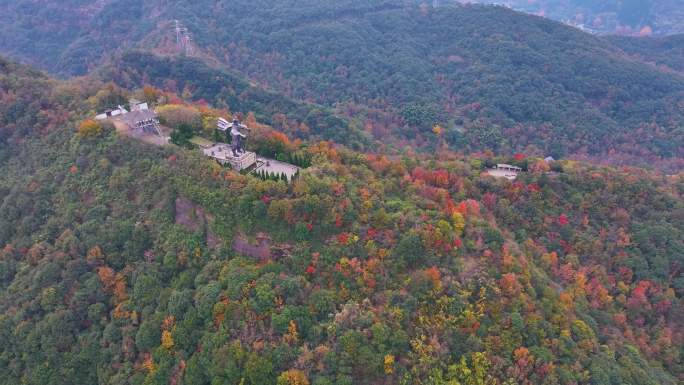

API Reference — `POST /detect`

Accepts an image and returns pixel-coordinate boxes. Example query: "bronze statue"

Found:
[218,117,249,157]
[230,119,248,156]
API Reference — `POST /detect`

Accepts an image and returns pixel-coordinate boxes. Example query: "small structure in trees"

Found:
[95,99,166,142]
[95,106,127,120]
[128,98,150,112]
[486,163,522,180]
[119,109,162,136]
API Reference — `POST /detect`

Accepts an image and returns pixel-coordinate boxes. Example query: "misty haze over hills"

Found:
[456,0,684,35]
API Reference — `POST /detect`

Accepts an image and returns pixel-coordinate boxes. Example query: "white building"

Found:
[129,98,149,112]
[95,105,127,120]
[486,163,522,180]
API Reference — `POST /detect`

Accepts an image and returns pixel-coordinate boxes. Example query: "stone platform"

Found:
[203,144,256,171]
[254,157,300,181]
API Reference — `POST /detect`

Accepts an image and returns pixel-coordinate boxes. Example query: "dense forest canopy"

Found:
[1,55,683,385]
[1,1,684,170]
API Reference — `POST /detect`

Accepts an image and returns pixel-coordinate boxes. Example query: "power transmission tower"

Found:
[184,33,193,56]
[173,19,192,56]
[174,20,182,46]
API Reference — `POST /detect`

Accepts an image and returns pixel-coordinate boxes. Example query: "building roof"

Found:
[496,163,522,170]
[95,106,127,120]
[486,169,519,180]
[132,102,149,111]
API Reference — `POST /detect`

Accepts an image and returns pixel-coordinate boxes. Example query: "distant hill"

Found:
[0,57,70,161]
[608,34,684,73]
[0,0,155,75]
[0,1,683,169]
[170,2,684,164]
[459,0,684,36]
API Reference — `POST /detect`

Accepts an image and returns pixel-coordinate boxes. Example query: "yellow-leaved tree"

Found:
[384,354,395,375]
[277,369,309,385]
[283,320,299,345]
[452,212,465,238]
[161,330,174,350]
[78,119,102,137]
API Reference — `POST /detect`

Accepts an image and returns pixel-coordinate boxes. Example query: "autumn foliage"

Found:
[77,119,102,137]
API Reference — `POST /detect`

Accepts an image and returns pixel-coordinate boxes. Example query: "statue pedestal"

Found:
[226,151,257,171]
[203,144,256,171]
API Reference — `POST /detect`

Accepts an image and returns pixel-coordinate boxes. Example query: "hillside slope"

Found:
[1,1,683,169]
[175,2,684,163]
[1,57,683,385]
[607,34,684,73]
[0,0,154,75]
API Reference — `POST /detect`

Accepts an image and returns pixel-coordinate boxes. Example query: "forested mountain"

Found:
[608,34,684,73]
[1,1,684,170]
[1,2,683,384]
[165,2,684,167]
[1,56,683,385]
